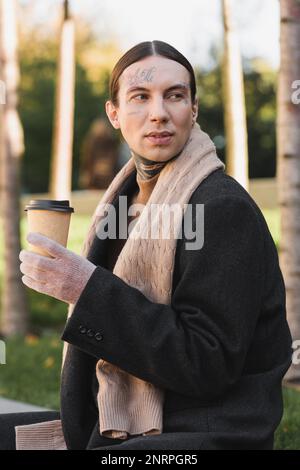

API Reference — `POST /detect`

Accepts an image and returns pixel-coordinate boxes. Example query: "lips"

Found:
[145,131,174,146]
[146,134,173,145]
[146,131,173,137]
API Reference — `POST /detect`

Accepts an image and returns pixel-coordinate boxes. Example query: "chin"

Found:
[149,153,173,163]
[145,147,177,162]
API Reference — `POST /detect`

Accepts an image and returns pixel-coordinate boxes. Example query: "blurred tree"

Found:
[195,57,276,179]
[277,0,300,383]
[49,0,75,200]
[18,43,110,193]
[19,47,56,193]
[195,60,225,159]
[221,0,248,190]
[79,117,120,189]
[18,16,121,194]
[244,59,277,178]
[17,22,276,195]
[0,0,29,336]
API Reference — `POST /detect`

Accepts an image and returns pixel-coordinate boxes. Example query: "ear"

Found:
[192,96,199,122]
[105,100,120,129]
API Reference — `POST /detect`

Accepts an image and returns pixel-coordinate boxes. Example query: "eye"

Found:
[132,94,148,101]
[168,93,184,100]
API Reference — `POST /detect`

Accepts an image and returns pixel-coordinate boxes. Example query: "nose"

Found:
[149,96,170,123]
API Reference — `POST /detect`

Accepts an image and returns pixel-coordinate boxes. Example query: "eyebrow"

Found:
[125,83,189,96]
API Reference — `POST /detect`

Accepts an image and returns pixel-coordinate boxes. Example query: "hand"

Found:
[19,232,97,304]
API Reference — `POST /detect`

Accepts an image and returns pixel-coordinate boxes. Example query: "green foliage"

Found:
[195,59,276,178]
[19,33,277,194]
[19,41,110,193]
[244,62,277,178]
[19,55,56,193]
[196,66,225,162]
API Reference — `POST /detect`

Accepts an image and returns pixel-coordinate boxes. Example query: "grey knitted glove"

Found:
[19,232,97,305]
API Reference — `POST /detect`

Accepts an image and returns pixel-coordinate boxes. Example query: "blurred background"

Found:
[0,0,300,449]
[18,0,280,194]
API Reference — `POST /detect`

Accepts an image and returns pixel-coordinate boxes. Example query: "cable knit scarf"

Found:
[61,122,225,441]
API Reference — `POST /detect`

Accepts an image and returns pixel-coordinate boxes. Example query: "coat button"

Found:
[79,325,86,334]
[95,332,103,341]
[87,329,95,337]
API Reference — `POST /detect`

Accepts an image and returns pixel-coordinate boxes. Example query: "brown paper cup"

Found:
[25,200,74,257]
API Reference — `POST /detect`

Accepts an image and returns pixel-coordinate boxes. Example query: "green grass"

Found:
[275,387,300,449]
[262,208,280,248]
[0,333,62,410]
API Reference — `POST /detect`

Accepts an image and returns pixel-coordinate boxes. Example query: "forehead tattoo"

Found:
[127,67,157,87]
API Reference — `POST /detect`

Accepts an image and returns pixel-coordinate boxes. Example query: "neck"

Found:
[131,149,182,179]
[130,150,180,205]
[132,151,172,181]
[133,172,159,206]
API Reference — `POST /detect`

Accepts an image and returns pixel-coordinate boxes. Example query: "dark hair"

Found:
[109,40,197,106]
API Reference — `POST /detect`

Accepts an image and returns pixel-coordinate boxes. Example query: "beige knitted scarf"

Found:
[62,122,225,441]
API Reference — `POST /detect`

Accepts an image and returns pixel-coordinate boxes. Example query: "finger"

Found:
[19,250,54,271]
[22,275,59,301]
[21,275,47,293]
[20,262,50,282]
[27,232,65,258]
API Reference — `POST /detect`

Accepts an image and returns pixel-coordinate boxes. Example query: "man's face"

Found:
[106,55,198,162]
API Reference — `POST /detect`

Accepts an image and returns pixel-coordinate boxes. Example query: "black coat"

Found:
[60,167,292,450]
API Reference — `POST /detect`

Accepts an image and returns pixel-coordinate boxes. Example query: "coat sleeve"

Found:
[61,196,265,401]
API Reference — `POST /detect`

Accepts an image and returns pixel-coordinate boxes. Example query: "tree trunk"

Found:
[0,0,29,336]
[49,0,75,201]
[277,0,300,382]
[222,0,249,190]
